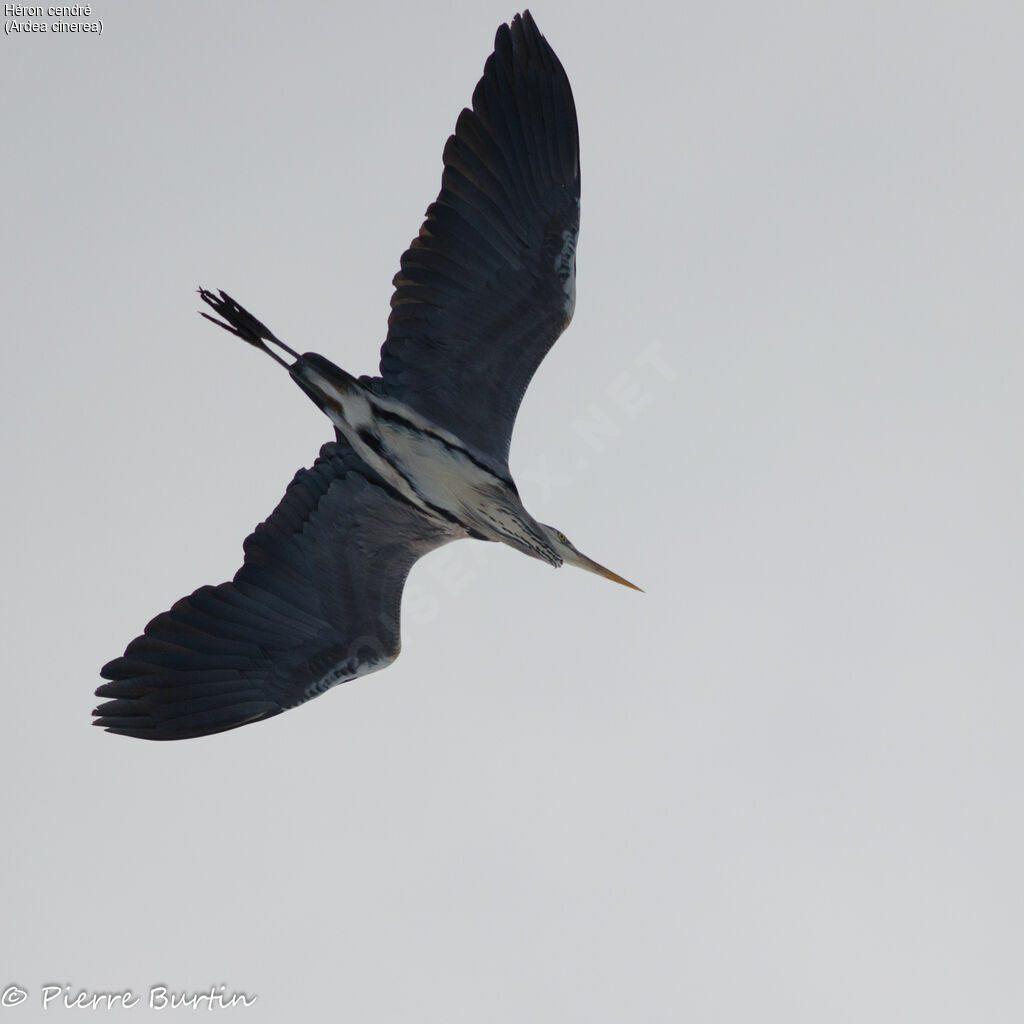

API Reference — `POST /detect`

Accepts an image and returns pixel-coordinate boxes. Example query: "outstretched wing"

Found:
[94,442,456,740]
[378,10,580,469]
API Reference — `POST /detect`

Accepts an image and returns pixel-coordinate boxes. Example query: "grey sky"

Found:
[3,1,1023,1020]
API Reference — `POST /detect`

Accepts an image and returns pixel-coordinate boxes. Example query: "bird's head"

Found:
[538,524,642,592]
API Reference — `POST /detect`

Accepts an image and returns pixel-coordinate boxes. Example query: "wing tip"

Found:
[91,693,282,741]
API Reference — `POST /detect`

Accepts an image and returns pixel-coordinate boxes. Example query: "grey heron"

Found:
[93,10,639,741]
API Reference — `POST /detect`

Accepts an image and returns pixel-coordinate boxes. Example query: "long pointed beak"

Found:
[567,550,644,592]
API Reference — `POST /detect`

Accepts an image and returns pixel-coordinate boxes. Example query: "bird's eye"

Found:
[556,531,568,544]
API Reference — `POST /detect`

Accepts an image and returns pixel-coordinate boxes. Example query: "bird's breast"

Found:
[321,383,516,539]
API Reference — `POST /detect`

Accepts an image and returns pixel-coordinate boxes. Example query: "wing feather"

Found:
[378,11,580,467]
[94,442,456,740]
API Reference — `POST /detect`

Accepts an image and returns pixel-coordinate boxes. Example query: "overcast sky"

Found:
[3,0,1023,1020]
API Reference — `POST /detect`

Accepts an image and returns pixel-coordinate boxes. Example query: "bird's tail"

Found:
[197,287,366,425]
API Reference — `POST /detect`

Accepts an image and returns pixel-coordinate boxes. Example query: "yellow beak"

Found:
[570,550,644,592]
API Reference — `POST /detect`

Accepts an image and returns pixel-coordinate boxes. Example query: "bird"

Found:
[93,10,639,741]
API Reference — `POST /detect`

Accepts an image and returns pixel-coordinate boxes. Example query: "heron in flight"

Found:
[94,10,639,741]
